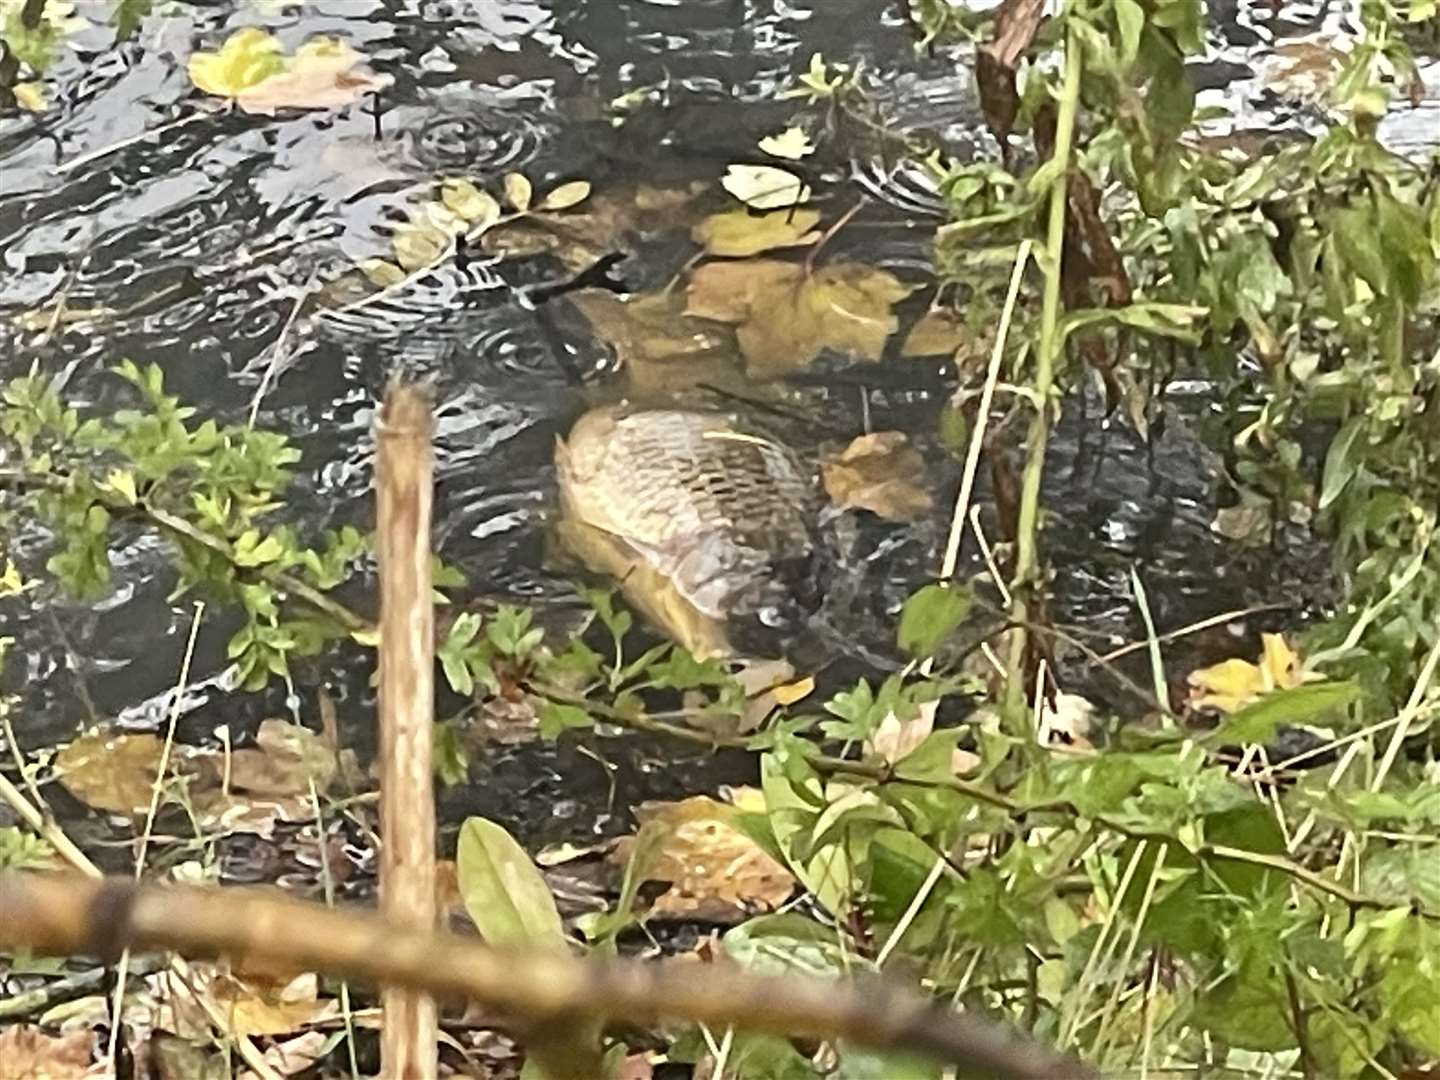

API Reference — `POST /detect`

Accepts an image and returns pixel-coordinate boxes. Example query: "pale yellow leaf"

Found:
[539,179,593,211]
[14,81,46,112]
[441,178,501,227]
[187,27,285,98]
[758,125,816,160]
[720,163,810,209]
[359,258,405,287]
[503,172,533,212]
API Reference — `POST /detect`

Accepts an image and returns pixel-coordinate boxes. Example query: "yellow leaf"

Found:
[503,172,533,212]
[720,163,809,209]
[1259,632,1299,691]
[187,27,285,98]
[771,674,816,705]
[441,178,501,227]
[104,468,138,505]
[691,207,821,257]
[1187,634,1306,713]
[359,258,405,287]
[288,36,360,75]
[14,81,46,112]
[57,731,166,816]
[391,222,449,271]
[758,125,816,160]
[684,258,804,323]
[539,180,592,211]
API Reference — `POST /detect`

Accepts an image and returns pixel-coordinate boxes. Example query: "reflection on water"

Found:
[0,0,1429,844]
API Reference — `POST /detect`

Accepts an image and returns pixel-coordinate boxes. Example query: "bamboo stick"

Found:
[375,381,439,1078]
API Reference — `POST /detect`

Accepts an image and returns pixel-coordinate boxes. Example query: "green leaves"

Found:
[896,583,972,659]
[456,817,567,952]
[1206,680,1360,746]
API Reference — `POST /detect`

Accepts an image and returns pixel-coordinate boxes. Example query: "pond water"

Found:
[0,0,1435,858]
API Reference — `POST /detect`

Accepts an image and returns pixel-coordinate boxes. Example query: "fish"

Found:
[555,406,823,658]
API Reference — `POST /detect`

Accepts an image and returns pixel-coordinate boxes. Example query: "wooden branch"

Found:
[0,873,1095,1080]
[375,382,439,1078]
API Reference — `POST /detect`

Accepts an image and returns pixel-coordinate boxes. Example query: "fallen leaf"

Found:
[731,262,916,378]
[188,27,285,98]
[758,126,816,160]
[612,796,795,921]
[901,310,975,357]
[441,178,501,229]
[14,81,47,112]
[391,220,450,271]
[205,972,338,1037]
[0,1025,100,1079]
[721,164,810,210]
[222,718,337,796]
[571,288,733,368]
[1187,633,1306,713]
[56,731,167,816]
[239,1031,328,1079]
[821,432,933,521]
[634,180,708,212]
[539,180,592,211]
[692,208,822,258]
[503,172,533,212]
[1039,692,1096,751]
[684,258,804,323]
[359,258,405,287]
[235,36,390,115]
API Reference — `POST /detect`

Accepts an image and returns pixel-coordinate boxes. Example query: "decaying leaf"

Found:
[721,164,810,210]
[189,30,390,113]
[218,718,337,796]
[821,432,933,521]
[164,970,338,1039]
[56,731,168,816]
[359,258,406,287]
[612,796,795,921]
[571,288,734,369]
[685,258,916,378]
[1187,633,1310,714]
[692,208,822,257]
[14,81,47,112]
[901,310,976,358]
[868,699,939,765]
[234,37,391,116]
[0,1024,101,1079]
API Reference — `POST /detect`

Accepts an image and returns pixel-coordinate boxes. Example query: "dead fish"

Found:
[555,406,824,659]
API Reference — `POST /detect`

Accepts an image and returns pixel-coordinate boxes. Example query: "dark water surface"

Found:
[0,0,1434,854]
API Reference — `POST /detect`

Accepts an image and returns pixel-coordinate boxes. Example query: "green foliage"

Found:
[0,827,55,872]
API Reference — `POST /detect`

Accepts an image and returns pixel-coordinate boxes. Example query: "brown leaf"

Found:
[901,310,976,358]
[0,1025,101,1079]
[684,258,804,323]
[977,0,1045,146]
[226,718,336,796]
[612,796,795,922]
[821,432,933,521]
[205,972,338,1037]
[56,731,167,816]
[571,288,733,368]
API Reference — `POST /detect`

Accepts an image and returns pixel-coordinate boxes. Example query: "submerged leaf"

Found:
[692,207,821,257]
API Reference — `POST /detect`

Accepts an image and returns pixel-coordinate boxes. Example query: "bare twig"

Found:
[0,873,1096,1080]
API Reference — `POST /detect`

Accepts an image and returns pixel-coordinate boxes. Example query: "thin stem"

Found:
[1003,23,1083,729]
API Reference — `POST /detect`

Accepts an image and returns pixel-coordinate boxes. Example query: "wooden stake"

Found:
[376,381,438,1078]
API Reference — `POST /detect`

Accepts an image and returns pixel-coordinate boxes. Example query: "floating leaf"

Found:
[188,27,285,97]
[391,222,450,271]
[758,126,816,160]
[503,172,533,212]
[691,207,821,257]
[456,816,567,951]
[901,310,974,358]
[822,432,933,521]
[721,164,810,210]
[14,82,47,112]
[233,36,391,115]
[684,258,804,322]
[539,180,593,211]
[441,178,501,228]
[359,258,405,287]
